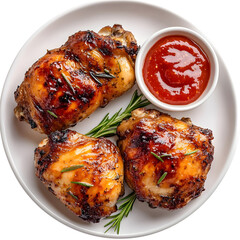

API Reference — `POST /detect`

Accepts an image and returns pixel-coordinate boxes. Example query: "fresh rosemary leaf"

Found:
[89,69,115,86]
[157,172,168,185]
[93,70,115,79]
[95,129,117,138]
[71,181,93,187]
[151,152,172,162]
[151,152,164,162]
[103,69,115,78]
[117,191,135,203]
[47,110,58,119]
[104,192,136,234]
[184,150,198,156]
[67,191,78,200]
[104,69,110,74]
[86,90,151,138]
[89,71,103,86]
[91,109,121,138]
[86,113,110,135]
[61,164,84,173]
[61,72,76,94]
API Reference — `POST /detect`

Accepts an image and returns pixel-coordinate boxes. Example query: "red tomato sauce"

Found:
[143,35,210,105]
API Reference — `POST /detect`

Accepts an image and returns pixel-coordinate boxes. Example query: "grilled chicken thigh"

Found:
[14,24,138,134]
[34,130,124,222]
[117,108,214,209]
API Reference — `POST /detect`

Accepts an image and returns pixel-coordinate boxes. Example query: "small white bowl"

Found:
[135,27,219,111]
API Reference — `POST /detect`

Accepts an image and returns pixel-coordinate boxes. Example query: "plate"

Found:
[0,1,237,238]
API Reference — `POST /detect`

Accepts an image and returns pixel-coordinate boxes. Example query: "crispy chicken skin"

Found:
[117,108,214,209]
[34,129,124,222]
[14,24,138,134]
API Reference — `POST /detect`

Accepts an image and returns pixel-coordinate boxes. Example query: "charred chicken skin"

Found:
[14,24,138,134]
[34,129,124,222]
[117,108,214,209]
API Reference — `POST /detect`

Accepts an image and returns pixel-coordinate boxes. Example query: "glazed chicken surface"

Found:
[14,24,138,134]
[117,108,214,209]
[34,129,124,222]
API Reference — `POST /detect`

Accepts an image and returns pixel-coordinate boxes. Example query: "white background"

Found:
[1,0,239,239]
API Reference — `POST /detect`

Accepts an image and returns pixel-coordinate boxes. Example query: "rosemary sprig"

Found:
[157,172,168,185]
[67,191,78,200]
[61,164,84,173]
[152,150,198,159]
[71,181,93,187]
[102,69,116,78]
[89,71,103,86]
[104,192,136,234]
[47,110,58,119]
[151,152,169,185]
[89,70,115,86]
[151,152,172,162]
[86,90,151,138]
[184,150,198,156]
[61,72,76,94]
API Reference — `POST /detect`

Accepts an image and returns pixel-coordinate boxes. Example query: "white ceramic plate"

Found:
[0,1,237,238]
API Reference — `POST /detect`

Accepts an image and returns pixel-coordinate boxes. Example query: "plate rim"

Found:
[0,0,239,238]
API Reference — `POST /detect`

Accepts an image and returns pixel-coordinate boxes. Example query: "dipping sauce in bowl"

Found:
[135,27,219,111]
[143,35,210,105]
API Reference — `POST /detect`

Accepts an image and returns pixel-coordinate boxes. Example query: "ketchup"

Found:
[143,35,210,105]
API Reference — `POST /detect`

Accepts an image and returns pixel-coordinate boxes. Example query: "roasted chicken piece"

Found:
[117,108,214,209]
[34,129,124,222]
[14,24,138,134]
